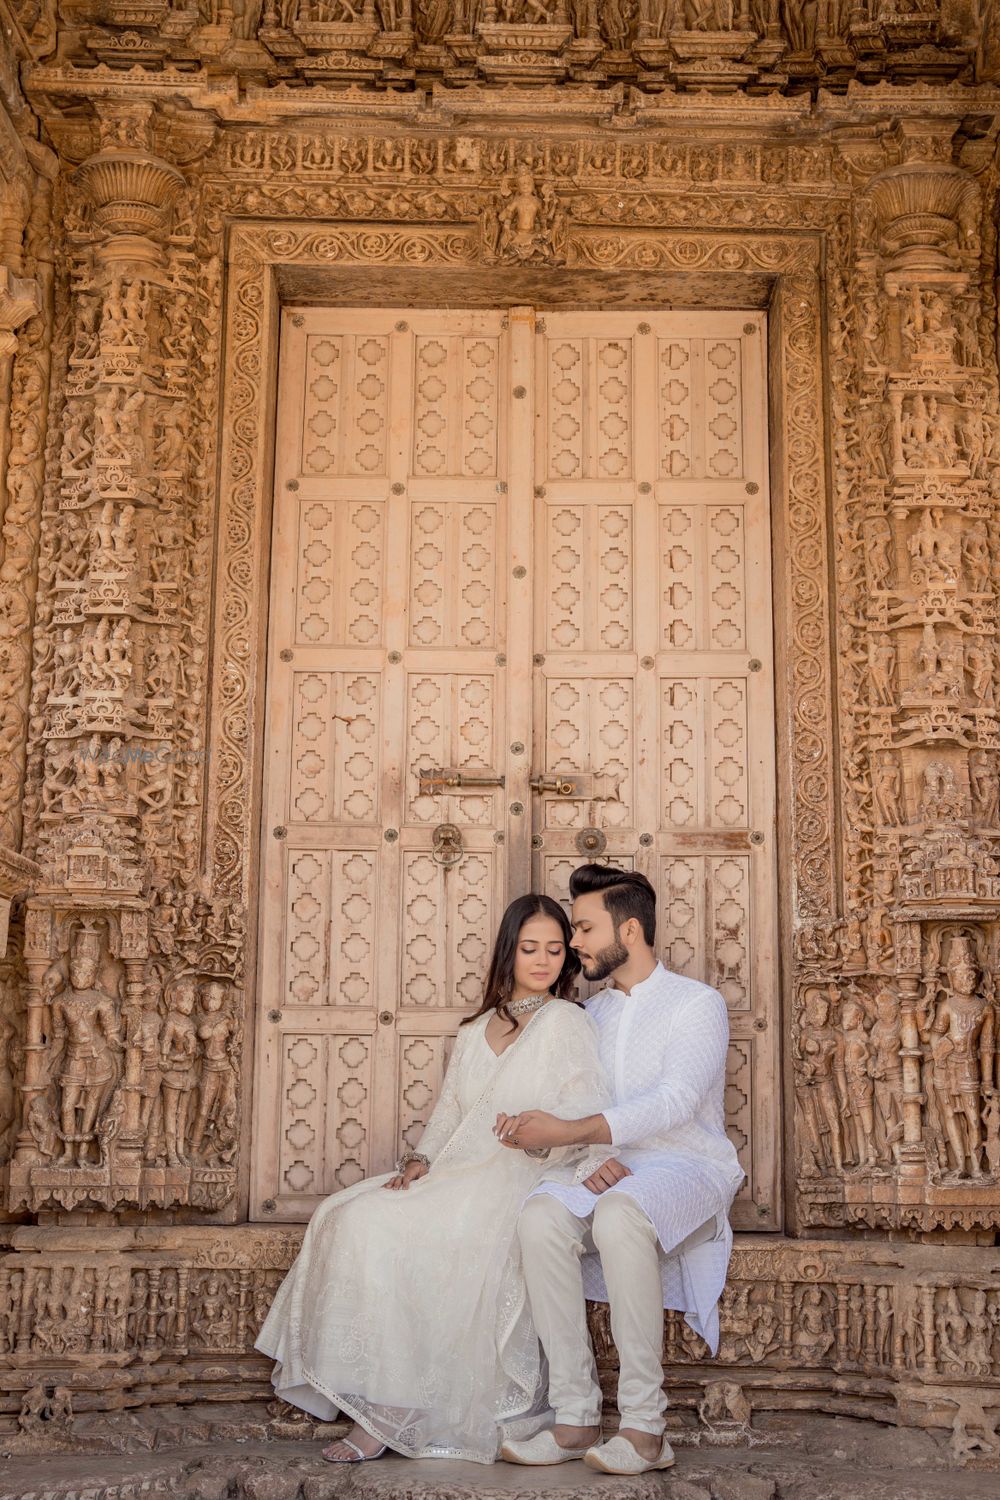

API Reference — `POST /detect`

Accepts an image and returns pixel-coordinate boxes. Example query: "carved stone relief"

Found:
[12,0,993,95]
[796,116,1000,1233]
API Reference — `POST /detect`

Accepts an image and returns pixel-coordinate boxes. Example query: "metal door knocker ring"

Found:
[432,823,464,867]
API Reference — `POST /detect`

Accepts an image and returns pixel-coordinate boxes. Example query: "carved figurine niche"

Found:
[45,924,124,1168]
[918,934,997,1182]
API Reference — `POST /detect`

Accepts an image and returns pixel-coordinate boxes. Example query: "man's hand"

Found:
[384,1160,429,1191]
[494,1110,569,1151]
[583,1157,632,1194]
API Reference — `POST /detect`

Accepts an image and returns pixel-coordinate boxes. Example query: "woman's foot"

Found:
[321,1423,387,1462]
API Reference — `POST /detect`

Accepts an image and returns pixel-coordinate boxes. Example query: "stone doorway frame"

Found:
[207,221,836,1229]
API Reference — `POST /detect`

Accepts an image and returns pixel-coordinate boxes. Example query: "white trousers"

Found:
[517,1192,666,1436]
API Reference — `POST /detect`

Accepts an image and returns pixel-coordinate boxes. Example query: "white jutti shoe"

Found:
[500,1429,592,1465]
[584,1433,675,1474]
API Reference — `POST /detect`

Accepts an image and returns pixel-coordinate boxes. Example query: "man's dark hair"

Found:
[569,863,656,946]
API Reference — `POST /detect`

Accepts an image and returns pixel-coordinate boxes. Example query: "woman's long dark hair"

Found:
[460,893,581,1031]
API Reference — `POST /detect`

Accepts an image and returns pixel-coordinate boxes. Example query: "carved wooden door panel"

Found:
[254,306,779,1231]
[533,313,780,1232]
[252,308,521,1219]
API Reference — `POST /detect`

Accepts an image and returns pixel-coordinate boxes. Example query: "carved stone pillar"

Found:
[8,101,233,1216]
[797,118,1000,1235]
[0,127,52,921]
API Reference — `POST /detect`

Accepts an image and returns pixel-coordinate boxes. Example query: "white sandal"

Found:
[321,1436,388,1463]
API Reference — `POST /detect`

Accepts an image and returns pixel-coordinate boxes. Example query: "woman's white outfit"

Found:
[255,999,610,1464]
[520,962,745,1436]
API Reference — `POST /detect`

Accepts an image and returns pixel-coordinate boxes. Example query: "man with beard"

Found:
[496,864,743,1475]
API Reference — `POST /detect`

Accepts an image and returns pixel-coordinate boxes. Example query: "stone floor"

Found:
[0,1408,998,1500]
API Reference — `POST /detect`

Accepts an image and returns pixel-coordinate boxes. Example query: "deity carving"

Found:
[907,507,957,587]
[797,987,845,1176]
[189,979,238,1162]
[868,989,903,1165]
[867,632,896,706]
[866,516,894,591]
[842,994,877,1171]
[918,937,996,1182]
[872,753,902,827]
[480,171,568,265]
[794,1287,834,1363]
[46,926,123,1168]
[158,974,199,1167]
[969,749,999,826]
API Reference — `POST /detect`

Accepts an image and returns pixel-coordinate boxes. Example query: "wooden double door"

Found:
[251,305,780,1230]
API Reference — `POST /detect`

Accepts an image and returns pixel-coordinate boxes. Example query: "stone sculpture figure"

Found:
[908,507,955,586]
[794,1286,833,1362]
[481,170,567,265]
[937,1288,972,1372]
[842,994,877,1169]
[869,989,904,1165]
[189,980,237,1157]
[197,1271,236,1349]
[918,938,995,1181]
[51,628,81,699]
[866,516,894,591]
[60,405,93,474]
[159,975,199,1167]
[104,1266,130,1353]
[47,930,124,1167]
[868,632,896,706]
[873,753,902,826]
[130,989,164,1163]
[798,987,845,1173]
[900,287,954,362]
[965,639,994,706]
[92,501,117,575]
[962,519,991,594]
[81,618,124,696]
[914,623,942,694]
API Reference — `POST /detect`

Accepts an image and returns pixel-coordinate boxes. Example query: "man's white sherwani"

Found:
[528,962,744,1379]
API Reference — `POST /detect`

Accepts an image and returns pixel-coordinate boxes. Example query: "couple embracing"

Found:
[256,864,744,1475]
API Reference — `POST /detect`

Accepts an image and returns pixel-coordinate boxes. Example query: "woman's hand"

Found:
[385,1160,430,1190]
[494,1110,569,1151]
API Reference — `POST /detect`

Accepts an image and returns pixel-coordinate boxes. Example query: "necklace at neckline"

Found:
[507,992,552,1019]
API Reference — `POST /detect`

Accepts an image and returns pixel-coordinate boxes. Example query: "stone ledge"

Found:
[0,1416,998,1500]
[3,1232,1000,1431]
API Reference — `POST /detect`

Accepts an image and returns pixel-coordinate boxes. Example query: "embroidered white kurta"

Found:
[531,962,744,1354]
